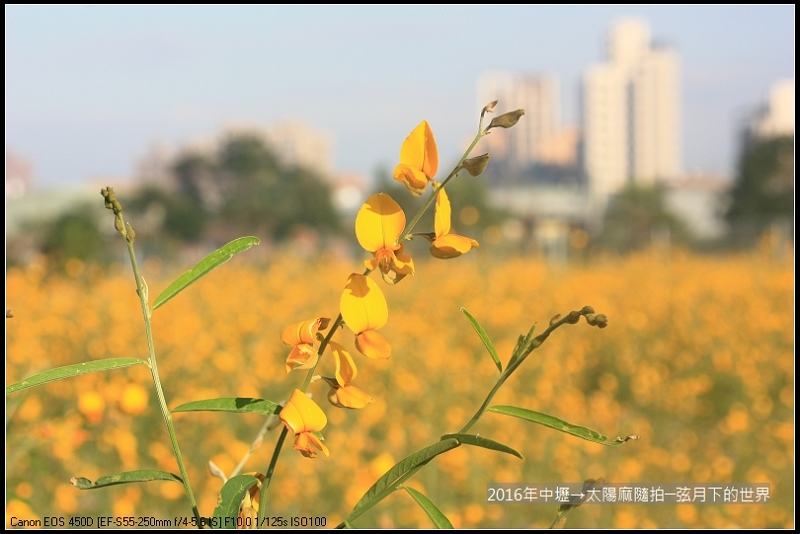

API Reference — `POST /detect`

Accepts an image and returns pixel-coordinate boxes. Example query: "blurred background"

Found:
[6,5,794,529]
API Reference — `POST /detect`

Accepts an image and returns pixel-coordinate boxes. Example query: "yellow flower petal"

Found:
[341,273,388,334]
[356,330,391,359]
[392,164,429,196]
[329,340,358,386]
[284,344,318,373]
[430,234,480,259]
[280,389,328,435]
[355,193,405,253]
[399,120,438,180]
[328,384,374,409]
[434,186,452,237]
[280,317,330,346]
[294,431,330,458]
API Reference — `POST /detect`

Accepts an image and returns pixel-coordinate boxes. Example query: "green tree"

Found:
[40,205,112,268]
[595,183,692,254]
[132,133,340,246]
[724,135,794,247]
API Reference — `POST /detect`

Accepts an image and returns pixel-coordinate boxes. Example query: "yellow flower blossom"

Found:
[280,317,331,373]
[324,342,374,409]
[355,193,414,284]
[340,273,391,359]
[392,120,439,196]
[429,186,479,259]
[279,389,329,458]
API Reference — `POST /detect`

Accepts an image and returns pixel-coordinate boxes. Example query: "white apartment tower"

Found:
[477,71,560,167]
[583,18,681,198]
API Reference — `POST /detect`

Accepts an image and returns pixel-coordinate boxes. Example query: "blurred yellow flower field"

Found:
[5,249,794,528]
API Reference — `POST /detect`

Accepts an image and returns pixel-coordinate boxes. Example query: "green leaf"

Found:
[347,438,460,522]
[441,433,523,459]
[172,398,281,416]
[212,475,259,528]
[6,358,147,395]
[488,405,638,446]
[460,307,502,373]
[70,470,182,489]
[152,236,259,311]
[403,487,454,529]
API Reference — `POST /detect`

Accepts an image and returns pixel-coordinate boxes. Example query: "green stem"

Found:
[256,426,289,527]
[117,212,203,527]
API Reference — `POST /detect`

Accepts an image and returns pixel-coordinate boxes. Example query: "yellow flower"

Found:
[279,389,329,458]
[326,381,374,410]
[238,473,265,526]
[340,273,391,359]
[393,120,439,196]
[428,186,479,259]
[280,317,331,373]
[355,193,414,284]
[324,342,374,409]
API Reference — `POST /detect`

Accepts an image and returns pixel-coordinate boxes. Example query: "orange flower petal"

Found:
[356,330,391,359]
[328,384,374,409]
[329,341,358,386]
[399,121,438,179]
[279,389,328,435]
[355,193,405,253]
[284,344,318,373]
[392,164,429,196]
[340,273,388,334]
[280,317,331,346]
[294,432,330,458]
[434,186,452,237]
[430,234,480,259]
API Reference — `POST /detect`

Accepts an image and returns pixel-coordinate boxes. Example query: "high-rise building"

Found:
[582,18,681,198]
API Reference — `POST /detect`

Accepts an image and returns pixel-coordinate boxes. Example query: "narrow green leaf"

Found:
[70,470,182,489]
[460,307,502,373]
[347,439,460,521]
[403,487,454,529]
[212,475,259,528]
[338,520,355,529]
[488,405,638,446]
[6,358,146,395]
[441,433,523,459]
[152,236,259,311]
[172,398,281,416]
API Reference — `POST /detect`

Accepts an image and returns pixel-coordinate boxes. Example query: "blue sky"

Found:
[6,5,795,188]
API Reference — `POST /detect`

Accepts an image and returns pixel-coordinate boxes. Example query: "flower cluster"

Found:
[278,118,487,458]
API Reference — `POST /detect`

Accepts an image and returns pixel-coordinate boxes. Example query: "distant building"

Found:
[6,151,34,199]
[665,174,729,240]
[741,79,795,146]
[582,18,681,199]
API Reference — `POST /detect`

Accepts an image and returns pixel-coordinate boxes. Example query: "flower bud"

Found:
[584,313,608,329]
[462,153,490,177]
[488,109,525,130]
[483,100,498,114]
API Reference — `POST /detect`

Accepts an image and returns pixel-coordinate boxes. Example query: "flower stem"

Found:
[256,426,289,528]
[114,210,203,527]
